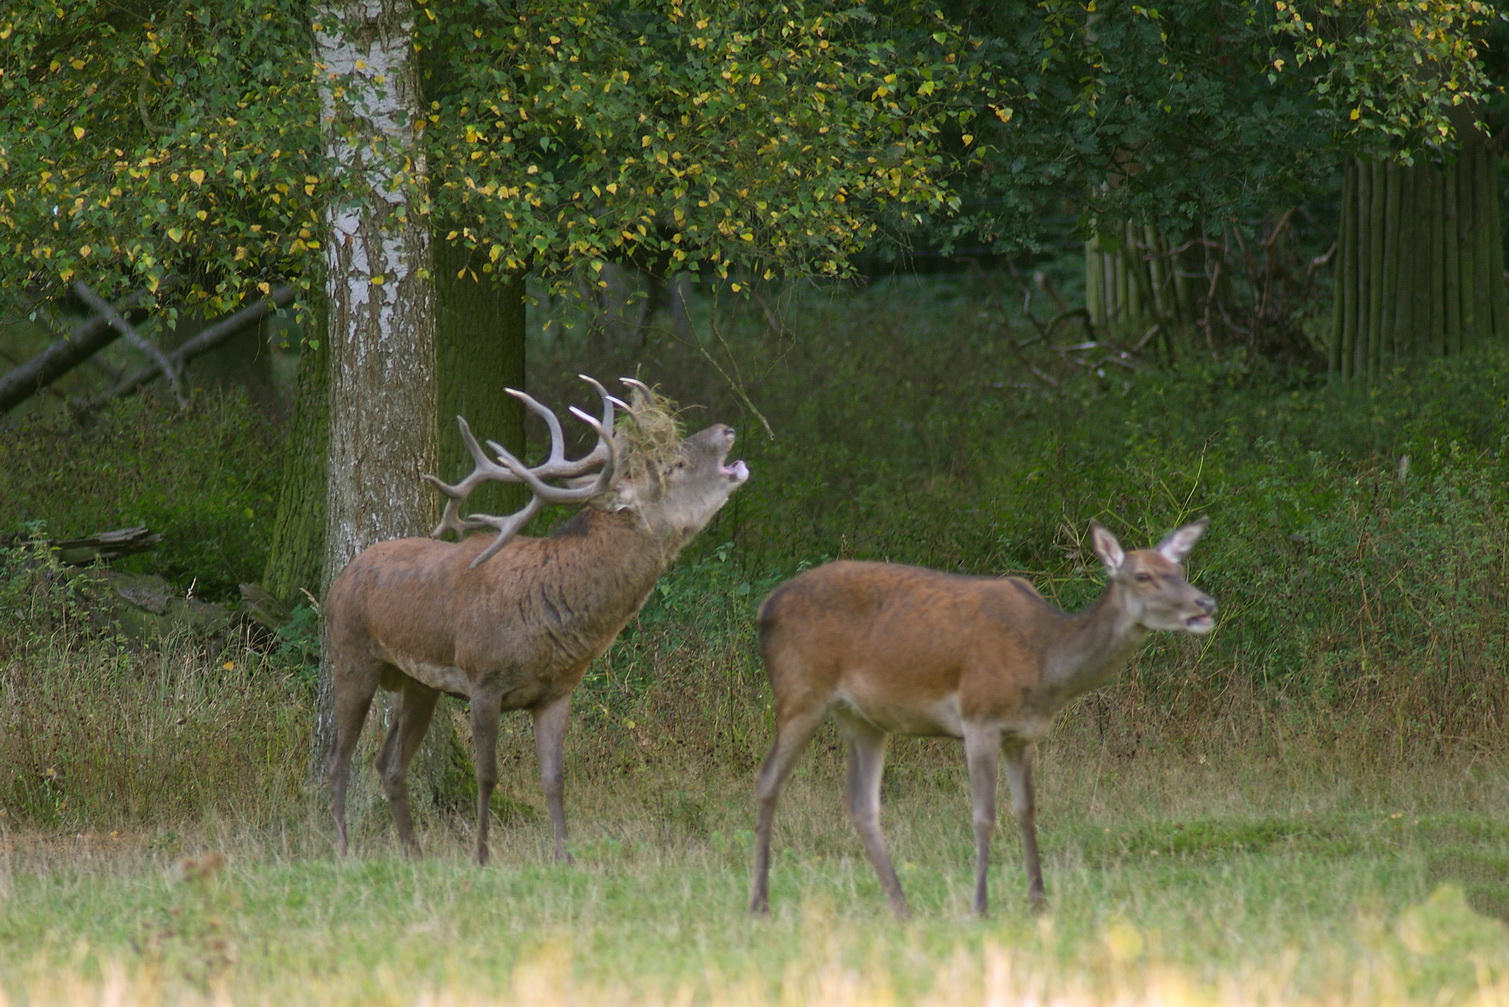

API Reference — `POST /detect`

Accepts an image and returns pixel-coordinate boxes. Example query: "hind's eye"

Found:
[1135,572,1153,583]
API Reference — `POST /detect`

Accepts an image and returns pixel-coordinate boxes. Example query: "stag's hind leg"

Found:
[468,685,505,866]
[838,713,908,918]
[375,677,441,857]
[328,656,384,857]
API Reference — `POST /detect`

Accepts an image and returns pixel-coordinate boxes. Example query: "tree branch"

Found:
[72,280,188,407]
[80,284,296,410]
[0,290,151,414]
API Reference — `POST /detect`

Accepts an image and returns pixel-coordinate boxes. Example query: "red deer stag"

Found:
[326,376,750,864]
[749,519,1214,917]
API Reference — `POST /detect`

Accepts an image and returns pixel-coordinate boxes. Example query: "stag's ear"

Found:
[1157,517,1209,563]
[1089,521,1124,575]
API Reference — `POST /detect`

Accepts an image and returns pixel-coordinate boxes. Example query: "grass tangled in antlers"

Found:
[612,383,686,490]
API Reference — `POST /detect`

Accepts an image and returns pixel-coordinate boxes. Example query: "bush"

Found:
[0,390,281,601]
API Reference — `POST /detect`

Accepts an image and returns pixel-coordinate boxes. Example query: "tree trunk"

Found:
[312,0,437,774]
[434,240,527,516]
[262,305,329,607]
[1330,118,1507,378]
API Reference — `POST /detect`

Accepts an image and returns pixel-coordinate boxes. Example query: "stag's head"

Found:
[1090,518,1216,635]
[426,376,749,567]
[597,381,750,540]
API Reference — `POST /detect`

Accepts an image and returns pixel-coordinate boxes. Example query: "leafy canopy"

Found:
[0,0,1499,319]
[0,0,986,318]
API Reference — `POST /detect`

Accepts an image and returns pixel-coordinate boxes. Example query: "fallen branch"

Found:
[81,284,296,409]
[0,290,151,414]
[0,525,162,564]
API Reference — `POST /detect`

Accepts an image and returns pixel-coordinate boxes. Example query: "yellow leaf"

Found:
[258,281,271,295]
[223,661,236,670]
[167,227,184,242]
[1350,108,1361,120]
[371,275,385,285]
[189,169,206,185]
[72,126,86,140]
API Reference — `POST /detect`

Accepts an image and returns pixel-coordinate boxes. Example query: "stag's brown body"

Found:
[750,520,1215,918]
[325,380,748,865]
[329,509,681,710]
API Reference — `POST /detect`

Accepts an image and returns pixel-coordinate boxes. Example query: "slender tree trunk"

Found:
[1330,116,1507,379]
[262,304,329,606]
[312,0,437,773]
[1084,221,1195,346]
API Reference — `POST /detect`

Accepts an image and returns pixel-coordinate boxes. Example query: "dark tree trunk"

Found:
[262,303,329,607]
[434,240,527,516]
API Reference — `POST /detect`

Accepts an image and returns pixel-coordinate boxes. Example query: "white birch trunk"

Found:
[313,0,436,771]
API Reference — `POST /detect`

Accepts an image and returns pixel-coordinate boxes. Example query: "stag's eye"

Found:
[1134,572,1153,583]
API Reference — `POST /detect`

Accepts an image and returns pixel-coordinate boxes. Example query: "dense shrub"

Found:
[0,390,281,601]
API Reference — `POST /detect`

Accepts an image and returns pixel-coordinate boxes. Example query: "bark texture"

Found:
[434,240,526,517]
[262,308,329,607]
[313,0,437,772]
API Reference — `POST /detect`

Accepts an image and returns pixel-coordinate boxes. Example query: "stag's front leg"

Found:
[531,692,574,864]
[469,686,504,866]
[1003,741,1046,913]
[962,721,1003,917]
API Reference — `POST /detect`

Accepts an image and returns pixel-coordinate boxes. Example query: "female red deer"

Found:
[326,377,749,864]
[750,519,1215,917]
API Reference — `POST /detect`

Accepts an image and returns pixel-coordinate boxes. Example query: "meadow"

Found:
[2,273,1507,1004]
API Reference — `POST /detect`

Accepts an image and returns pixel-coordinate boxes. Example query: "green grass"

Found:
[2,747,1507,1006]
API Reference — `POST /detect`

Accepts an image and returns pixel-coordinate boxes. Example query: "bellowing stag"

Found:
[326,376,749,864]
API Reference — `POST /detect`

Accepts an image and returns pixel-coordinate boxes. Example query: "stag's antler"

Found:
[424,375,631,568]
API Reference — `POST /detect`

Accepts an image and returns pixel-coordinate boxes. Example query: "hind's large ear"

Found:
[1157,517,1209,563]
[1089,521,1124,575]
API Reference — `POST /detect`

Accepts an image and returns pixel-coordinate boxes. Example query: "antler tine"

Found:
[426,417,522,538]
[493,376,616,479]
[491,403,618,505]
[467,497,545,568]
[426,378,623,563]
[504,386,569,471]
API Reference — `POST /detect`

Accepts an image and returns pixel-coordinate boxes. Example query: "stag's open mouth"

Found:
[1185,614,1215,633]
[723,459,750,484]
